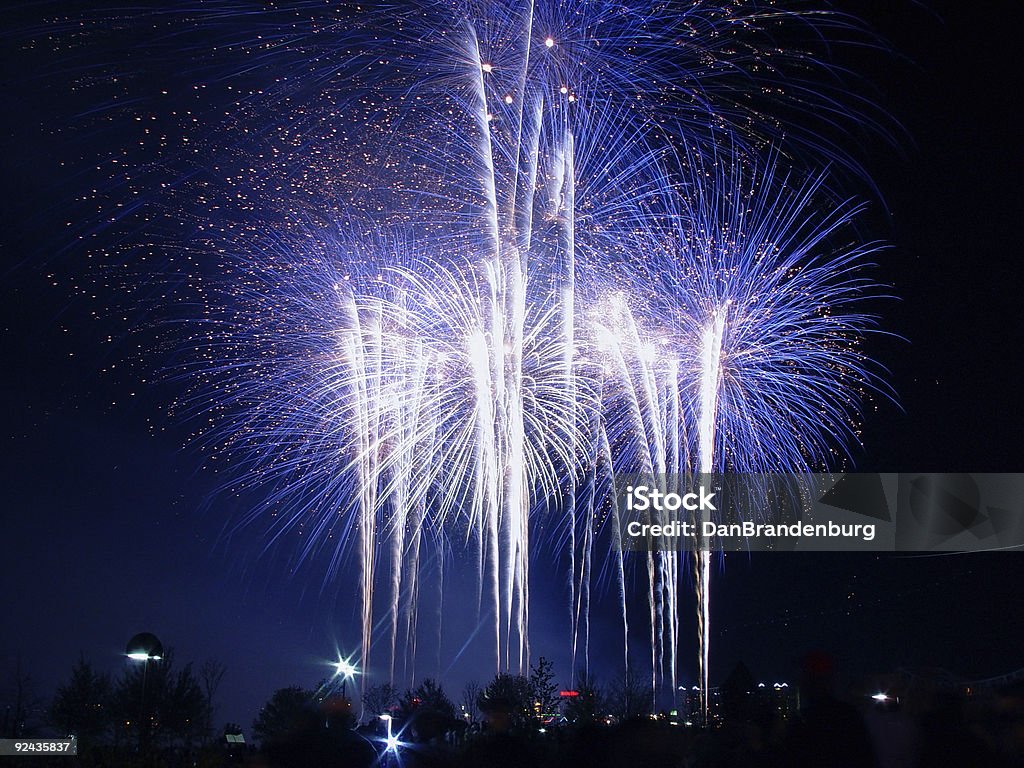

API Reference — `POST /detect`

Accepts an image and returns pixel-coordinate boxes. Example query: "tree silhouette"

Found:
[361,682,398,718]
[198,658,226,743]
[1,656,44,737]
[50,655,112,744]
[252,686,312,745]
[607,668,653,720]
[111,650,205,748]
[160,661,205,743]
[397,679,456,743]
[479,673,533,727]
[529,657,560,720]
[399,678,455,720]
[461,680,481,722]
[563,671,604,724]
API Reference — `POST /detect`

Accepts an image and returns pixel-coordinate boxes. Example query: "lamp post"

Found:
[125,633,163,754]
[379,713,399,766]
[334,659,357,701]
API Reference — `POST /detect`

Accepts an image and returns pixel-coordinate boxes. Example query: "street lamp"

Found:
[381,714,398,751]
[126,632,163,662]
[334,658,358,700]
[125,633,163,753]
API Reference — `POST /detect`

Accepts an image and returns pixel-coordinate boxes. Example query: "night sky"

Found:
[2,0,1022,733]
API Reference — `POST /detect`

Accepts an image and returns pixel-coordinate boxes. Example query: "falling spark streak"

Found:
[559,131,581,678]
[697,307,727,725]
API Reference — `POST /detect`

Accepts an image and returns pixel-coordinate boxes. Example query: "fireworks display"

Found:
[31,0,892,714]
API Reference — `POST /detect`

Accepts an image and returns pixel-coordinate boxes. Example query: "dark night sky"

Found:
[1,0,1022,733]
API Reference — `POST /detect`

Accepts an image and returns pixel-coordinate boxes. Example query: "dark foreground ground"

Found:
[4,686,1022,768]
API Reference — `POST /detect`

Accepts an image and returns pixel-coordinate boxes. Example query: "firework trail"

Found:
[30,0,893,697]
[596,145,889,709]
[182,0,886,692]
[697,308,726,723]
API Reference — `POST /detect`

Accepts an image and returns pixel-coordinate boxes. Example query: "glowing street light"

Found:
[125,632,163,662]
[379,713,399,752]
[334,658,358,700]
